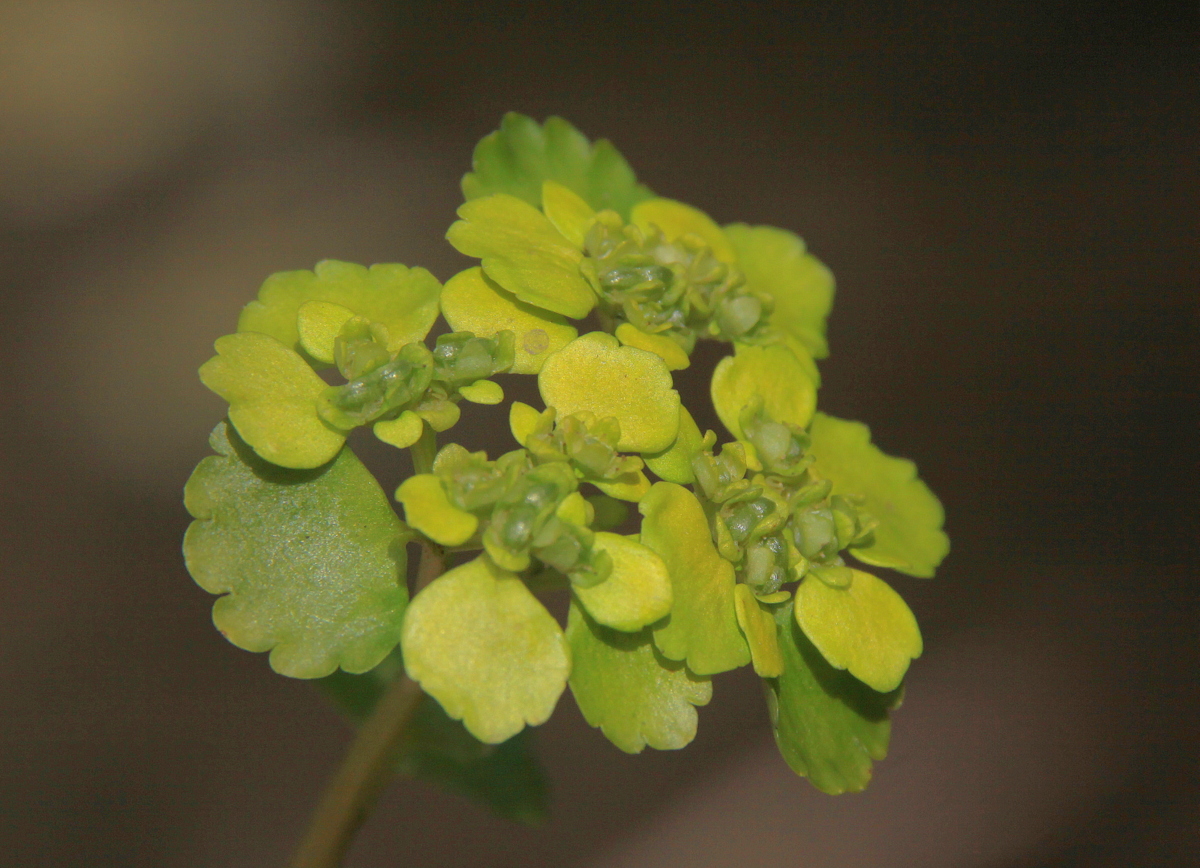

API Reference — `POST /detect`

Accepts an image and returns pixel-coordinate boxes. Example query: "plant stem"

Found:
[286,540,444,868]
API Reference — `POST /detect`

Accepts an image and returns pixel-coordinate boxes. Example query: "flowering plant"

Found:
[184,113,948,866]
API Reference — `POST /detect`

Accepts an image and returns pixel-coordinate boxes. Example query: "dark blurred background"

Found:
[1,1,1196,865]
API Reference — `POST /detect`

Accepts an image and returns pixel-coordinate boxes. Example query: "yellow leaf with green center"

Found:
[373,411,424,450]
[808,412,949,578]
[401,556,571,743]
[395,474,478,546]
[643,405,704,484]
[539,333,681,453]
[447,194,595,319]
[711,343,817,440]
[238,260,441,361]
[768,600,899,794]
[441,268,578,375]
[199,332,345,469]
[631,198,736,264]
[793,569,922,692]
[573,532,672,632]
[566,603,711,754]
[615,323,690,370]
[733,584,783,677]
[296,300,356,364]
[542,180,596,248]
[183,423,407,679]
[724,224,834,359]
[639,482,750,675]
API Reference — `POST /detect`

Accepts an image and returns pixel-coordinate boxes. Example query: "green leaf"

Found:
[316,652,549,823]
[793,569,922,693]
[639,483,751,675]
[542,180,597,249]
[395,474,479,547]
[767,600,900,794]
[237,260,441,361]
[183,423,407,678]
[733,584,783,677]
[441,268,578,375]
[539,332,681,453]
[199,333,346,469]
[566,603,711,753]
[643,405,704,484]
[462,113,654,219]
[573,532,672,632]
[447,194,595,319]
[724,224,834,359]
[615,322,691,371]
[807,412,949,578]
[401,556,571,743]
[710,343,817,441]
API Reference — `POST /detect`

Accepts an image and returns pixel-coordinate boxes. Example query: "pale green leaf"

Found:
[441,268,578,375]
[539,332,681,453]
[199,332,345,469]
[459,380,504,405]
[724,224,834,359]
[401,556,571,743]
[446,194,595,319]
[395,474,478,547]
[639,482,751,675]
[631,198,736,263]
[615,322,690,370]
[734,584,783,677]
[373,411,424,450]
[542,180,596,249]
[237,260,441,359]
[296,300,355,365]
[808,412,949,578]
[573,532,672,632]
[768,600,900,794]
[183,423,407,678]
[710,343,817,441]
[643,405,704,484]
[462,113,654,218]
[793,569,922,692]
[567,603,711,753]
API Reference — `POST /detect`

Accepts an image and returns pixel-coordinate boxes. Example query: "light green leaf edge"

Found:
[808,412,949,578]
[183,422,408,678]
[462,112,655,219]
[567,603,712,754]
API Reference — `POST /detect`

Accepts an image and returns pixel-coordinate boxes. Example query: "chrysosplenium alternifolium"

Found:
[184,114,949,815]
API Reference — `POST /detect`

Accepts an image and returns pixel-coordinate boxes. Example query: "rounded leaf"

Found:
[573,532,673,632]
[615,323,690,371]
[724,223,834,359]
[539,332,681,453]
[643,405,704,484]
[199,332,345,469]
[447,194,594,319]
[402,556,571,743]
[297,300,355,364]
[441,267,578,374]
[711,343,817,440]
[461,112,654,218]
[373,411,424,450]
[183,423,407,678]
[793,569,922,693]
[237,260,441,359]
[566,603,711,754]
[395,474,478,546]
[808,412,949,578]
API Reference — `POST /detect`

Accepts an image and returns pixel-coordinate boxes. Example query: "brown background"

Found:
[0,1,1196,865]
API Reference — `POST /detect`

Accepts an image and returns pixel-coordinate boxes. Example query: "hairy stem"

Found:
[286,539,444,868]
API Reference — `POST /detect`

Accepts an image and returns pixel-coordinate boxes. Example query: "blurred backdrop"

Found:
[0,1,1196,866]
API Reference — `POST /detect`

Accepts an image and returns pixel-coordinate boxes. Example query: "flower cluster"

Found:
[184,113,949,811]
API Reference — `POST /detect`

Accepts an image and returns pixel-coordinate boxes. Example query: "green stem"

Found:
[286,539,444,868]
[410,422,438,474]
